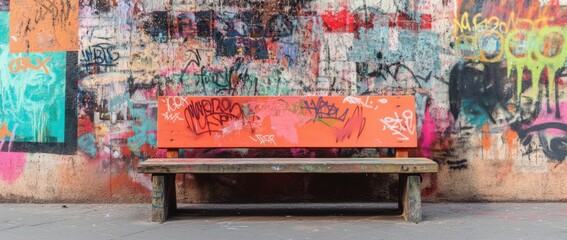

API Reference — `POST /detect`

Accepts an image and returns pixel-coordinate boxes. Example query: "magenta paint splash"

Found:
[0,152,26,185]
[420,106,435,158]
[243,98,312,144]
[530,102,567,136]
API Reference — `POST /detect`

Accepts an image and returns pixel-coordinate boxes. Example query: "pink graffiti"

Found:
[0,122,28,185]
[244,98,311,144]
[0,122,18,152]
[335,106,366,143]
[420,107,436,158]
[0,152,26,185]
[531,102,567,135]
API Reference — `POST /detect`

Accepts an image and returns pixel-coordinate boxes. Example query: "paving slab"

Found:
[0,203,566,240]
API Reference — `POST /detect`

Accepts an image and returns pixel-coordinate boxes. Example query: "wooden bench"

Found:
[138,96,438,223]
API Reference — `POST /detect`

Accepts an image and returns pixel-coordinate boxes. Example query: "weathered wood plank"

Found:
[150,174,168,223]
[400,174,422,223]
[138,158,438,174]
[150,174,176,223]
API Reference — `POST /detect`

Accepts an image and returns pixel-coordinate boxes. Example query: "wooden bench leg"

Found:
[151,174,176,223]
[399,174,422,223]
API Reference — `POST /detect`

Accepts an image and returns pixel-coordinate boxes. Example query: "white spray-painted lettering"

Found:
[343,96,388,110]
[249,134,277,146]
[161,112,184,123]
[163,96,188,112]
[161,96,188,122]
[0,123,18,152]
[380,110,415,140]
[222,121,245,135]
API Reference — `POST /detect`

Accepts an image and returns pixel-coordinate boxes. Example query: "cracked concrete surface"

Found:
[0,203,566,239]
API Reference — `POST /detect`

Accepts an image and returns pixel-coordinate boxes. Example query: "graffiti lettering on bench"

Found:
[161,96,189,123]
[249,134,277,146]
[302,97,349,123]
[161,112,184,123]
[184,98,245,135]
[335,106,366,143]
[343,96,388,110]
[157,96,417,148]
[381,110,415,141]
[163,96,188,113]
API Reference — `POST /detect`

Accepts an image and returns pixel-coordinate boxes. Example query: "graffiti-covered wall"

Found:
[0,0,566,202]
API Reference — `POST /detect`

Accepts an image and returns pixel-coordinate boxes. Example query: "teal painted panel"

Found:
[0,12,67,143]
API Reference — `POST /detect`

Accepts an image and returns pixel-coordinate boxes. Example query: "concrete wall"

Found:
[0,0,566,203]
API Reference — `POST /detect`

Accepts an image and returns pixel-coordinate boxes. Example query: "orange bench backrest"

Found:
[157,96,417,148]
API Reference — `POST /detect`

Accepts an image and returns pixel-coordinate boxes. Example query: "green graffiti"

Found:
[504,26,566,100]
[533,26,567,98]
[505,29,543,99]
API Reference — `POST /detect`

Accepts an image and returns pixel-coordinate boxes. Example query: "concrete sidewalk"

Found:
[0,203,566,240]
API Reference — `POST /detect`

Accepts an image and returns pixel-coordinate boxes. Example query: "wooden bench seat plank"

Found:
[138,158,438,174]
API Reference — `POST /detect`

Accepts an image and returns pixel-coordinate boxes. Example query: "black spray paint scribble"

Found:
[184,98,246,136]
[449,61,510,125]
[356,53,433,95]
[519,123,567,162]
[80,43,120,74]
[143,11,173,43]
[301,97,349,123]
[195,58,260,96]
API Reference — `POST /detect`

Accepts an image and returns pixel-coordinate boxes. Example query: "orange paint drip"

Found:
[110,172,151,197]
[482,124,491,150]
[502,129,518,150]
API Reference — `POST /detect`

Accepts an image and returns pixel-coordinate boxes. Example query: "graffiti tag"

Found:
[161,112,184,123]
[33,0,72,23]
[161,96,189,124]
[249,134,277,146]
[184,98,245,135]
[380,110,415,140]
[8,57,51,74]
[80,43,120,73]
[163,96,189,113]
[343,96,388,110]
[302,97,349,123]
